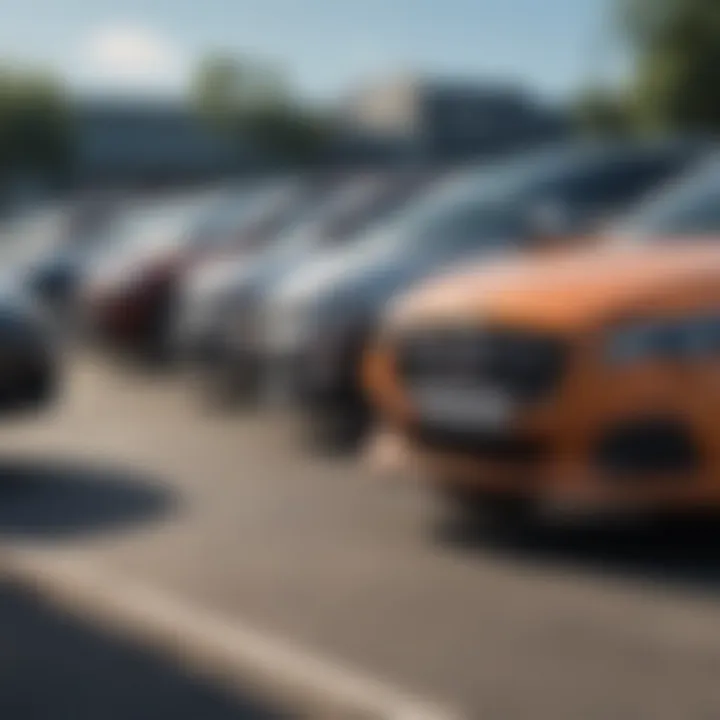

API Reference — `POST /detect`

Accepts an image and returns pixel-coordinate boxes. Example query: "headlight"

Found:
[606,315,720,364]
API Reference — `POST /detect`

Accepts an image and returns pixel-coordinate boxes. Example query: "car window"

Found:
[192,191,262,244]
[272,177,406,254]
[376,146,697,257]
[191,183,310,249]
[550,152,691,211]
[614,158,720,239]
[102,197,212,256]
[356,150,578,256]
[410,195,525,254]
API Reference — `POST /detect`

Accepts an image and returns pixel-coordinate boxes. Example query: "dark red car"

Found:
[79,182,311,360]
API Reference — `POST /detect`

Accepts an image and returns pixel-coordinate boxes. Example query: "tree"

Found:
[0,67,73,184]
[242,104,332,163]
[192,55,287,127]
[574,88,632,136]
[621,0,720,131]
[191,53,331,163]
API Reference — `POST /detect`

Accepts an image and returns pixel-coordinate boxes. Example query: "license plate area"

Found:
[411,384,515,431]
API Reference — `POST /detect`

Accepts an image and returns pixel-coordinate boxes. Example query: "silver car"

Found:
[262,140,708,449]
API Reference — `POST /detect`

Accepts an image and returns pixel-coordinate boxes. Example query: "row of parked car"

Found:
[4,136,720,523]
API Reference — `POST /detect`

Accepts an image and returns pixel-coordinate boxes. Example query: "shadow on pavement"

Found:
[435,510,720,596]
[0,456,177,540]
[0,580,285,720]
[94,344,182,377]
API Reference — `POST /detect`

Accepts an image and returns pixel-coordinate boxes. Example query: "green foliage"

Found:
[574,88,633,136]
[242,105,332,163]
[192,54,293,127]
[0,67,73,181]
[621,0,720,131]
[191,53,331,163]
[622,0,681,50]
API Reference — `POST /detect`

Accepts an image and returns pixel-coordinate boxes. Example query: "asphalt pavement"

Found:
[0,578,283,720]
[2,355,720,718]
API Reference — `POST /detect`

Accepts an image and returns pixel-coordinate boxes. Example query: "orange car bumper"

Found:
[418,446,720,516]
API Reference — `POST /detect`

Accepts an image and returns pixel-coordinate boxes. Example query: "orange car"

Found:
[365,158,720,520]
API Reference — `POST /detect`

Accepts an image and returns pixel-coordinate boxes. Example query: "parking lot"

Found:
[0,354,719,718]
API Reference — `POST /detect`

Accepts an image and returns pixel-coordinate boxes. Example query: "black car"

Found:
[0,284,58,415]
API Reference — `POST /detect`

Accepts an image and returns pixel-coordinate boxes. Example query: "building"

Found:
[73,98,259,188]
[335,74,570,163]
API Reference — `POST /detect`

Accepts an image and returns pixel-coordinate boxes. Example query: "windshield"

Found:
[270,176,401,255]
[613,158,720,241]
[352,153,564,257]
[102,195,217,258]
[354,144,695,258]
[190,186,282,244]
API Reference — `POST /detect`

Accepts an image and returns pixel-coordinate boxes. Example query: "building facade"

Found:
[73,99,257,188]
[335,74,569,163]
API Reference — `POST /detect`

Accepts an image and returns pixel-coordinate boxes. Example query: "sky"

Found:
[0,0,617,102]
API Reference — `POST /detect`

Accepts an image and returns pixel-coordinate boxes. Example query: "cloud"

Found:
[73,23,188,94]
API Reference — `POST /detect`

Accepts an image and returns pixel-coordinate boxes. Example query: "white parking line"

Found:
[0,550,461,720]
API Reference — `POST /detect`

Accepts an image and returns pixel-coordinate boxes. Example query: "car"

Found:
[78,182,296,361]
[262,139,707,450]
[172,176,331,364]
[23,195,125,308]
[0,281,59,416]
[363,153,720,525]
[12,195,125,324]
[182,169,437,406]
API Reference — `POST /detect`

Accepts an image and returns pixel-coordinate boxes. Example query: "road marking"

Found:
[0,550,460,720]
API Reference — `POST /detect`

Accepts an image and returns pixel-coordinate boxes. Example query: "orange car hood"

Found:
[391,239,720,332]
